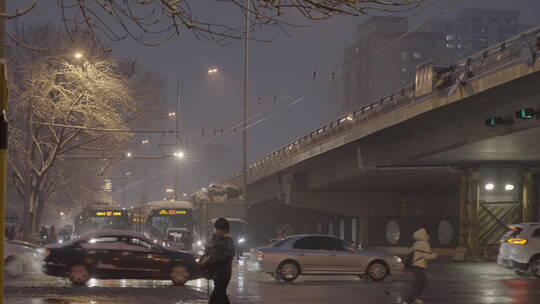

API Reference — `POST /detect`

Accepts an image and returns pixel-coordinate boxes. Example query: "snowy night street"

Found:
[6,260,540,304]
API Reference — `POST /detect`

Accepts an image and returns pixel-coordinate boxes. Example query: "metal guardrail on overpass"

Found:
[224,25,540,186]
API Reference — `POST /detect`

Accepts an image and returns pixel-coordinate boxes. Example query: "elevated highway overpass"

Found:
[223,26,540,259]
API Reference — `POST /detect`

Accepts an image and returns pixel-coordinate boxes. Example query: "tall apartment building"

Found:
[329,16,448,121]
[328,9,533,121]
[425,9,532,62]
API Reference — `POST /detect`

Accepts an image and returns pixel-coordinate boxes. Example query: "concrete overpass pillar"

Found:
[522,172,534,222]
[467,172,481,261]
[456,171,481,261]
[458,175,469,249]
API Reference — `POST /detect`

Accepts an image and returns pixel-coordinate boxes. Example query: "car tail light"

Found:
[507,238,528,245]
[44,249,51,257]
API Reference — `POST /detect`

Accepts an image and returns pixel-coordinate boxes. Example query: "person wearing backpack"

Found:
[402,228,438,304]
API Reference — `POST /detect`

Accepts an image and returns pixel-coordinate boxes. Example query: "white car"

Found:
[4,240,44,278]
[497,222,540,278]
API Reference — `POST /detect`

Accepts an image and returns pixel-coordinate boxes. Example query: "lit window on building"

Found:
[480,28,486,33]
[413,53,421,59]
[457,44,462,49]
[446,43,454,48]
[446,35,454,41]
[402,52,407,59]
[480,37,487,43]
[401,66,407,72]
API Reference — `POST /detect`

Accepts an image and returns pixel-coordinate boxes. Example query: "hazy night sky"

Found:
[11,0,540,204]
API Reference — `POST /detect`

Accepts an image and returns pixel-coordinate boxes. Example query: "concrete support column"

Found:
[458,174,469,248]
[467,172,481,261]
[522,172,534,222]
[456,171,481,261]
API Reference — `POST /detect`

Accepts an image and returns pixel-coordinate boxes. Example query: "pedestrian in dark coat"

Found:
[199,218,235,304]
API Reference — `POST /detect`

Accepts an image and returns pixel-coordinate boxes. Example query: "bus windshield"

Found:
[150,211,193,238]
[75,209,130,236]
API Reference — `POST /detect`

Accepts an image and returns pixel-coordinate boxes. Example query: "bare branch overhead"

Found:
[49,0,422,45]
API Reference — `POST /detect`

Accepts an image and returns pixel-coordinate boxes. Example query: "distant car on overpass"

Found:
[248,234,403,282]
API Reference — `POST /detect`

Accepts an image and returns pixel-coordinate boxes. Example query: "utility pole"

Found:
[242,0,250,202]
[0,0,8,301]
[175,79,181,201]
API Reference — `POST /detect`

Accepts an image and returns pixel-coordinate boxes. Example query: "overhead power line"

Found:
[30,121,176,134]
[374,0,466,56]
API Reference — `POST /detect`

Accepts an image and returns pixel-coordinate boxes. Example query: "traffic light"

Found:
[485,116,505,127]
[515,108,537,119]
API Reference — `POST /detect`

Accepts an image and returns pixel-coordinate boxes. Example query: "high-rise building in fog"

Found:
[329,16,448,121]
[424,9,532,63]
[329,9,533,121]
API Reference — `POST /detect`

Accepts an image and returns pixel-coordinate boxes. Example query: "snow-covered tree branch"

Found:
[7,24,165,239]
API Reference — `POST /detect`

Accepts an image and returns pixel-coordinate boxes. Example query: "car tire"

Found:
[530,256,540,279]
[170,265,190,286]
[366,261,388,282]
[4,256,25,278]
[270,272,282,281]
[277,261,300,282]
[68,264,90,286]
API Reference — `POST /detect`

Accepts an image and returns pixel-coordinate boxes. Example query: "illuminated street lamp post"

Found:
[141,138,150,205]
[174,68,218,200]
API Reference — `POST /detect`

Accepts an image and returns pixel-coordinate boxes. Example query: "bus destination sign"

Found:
[158,209,188,215]
[96,211,123,217]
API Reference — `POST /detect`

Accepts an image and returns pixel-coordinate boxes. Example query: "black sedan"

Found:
[44,230,200,285]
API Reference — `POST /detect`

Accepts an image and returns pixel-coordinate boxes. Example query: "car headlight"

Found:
[393,256,402,263]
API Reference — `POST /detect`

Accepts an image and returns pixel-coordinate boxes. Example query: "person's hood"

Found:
[413,228,430,242]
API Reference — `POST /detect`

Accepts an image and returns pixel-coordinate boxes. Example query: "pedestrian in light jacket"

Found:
[403,228,438,304]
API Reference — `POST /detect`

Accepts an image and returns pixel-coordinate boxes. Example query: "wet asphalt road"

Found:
[5,259,540,304]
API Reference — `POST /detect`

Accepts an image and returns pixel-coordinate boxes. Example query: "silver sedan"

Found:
[248,235,403,282]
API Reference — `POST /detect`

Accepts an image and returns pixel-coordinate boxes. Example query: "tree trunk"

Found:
[23,188,37,241]
[33,196,46,236]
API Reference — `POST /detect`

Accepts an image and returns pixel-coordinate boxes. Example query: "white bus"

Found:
[133,201,195,241]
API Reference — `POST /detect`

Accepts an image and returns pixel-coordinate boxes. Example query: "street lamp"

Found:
[165,188,174,193]
[73,51,84,60]
[484,183,495,191]
[174,68,218,200]
[174,151,185,159]
[126,152,132,158]
[141,139,150,144]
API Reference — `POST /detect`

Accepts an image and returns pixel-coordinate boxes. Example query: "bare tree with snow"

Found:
[7,24,165,239]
